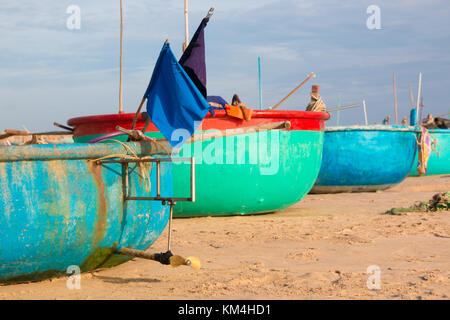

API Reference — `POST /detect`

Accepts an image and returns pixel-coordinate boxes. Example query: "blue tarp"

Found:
[207,96,228,107]
[144,43,212,147]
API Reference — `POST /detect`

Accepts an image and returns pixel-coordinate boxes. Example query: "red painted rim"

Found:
[68,110,330,137]
[68,110,329,126]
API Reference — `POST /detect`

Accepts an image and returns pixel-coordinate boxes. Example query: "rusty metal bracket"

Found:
[97,157,196,253]
[96,157,196,203]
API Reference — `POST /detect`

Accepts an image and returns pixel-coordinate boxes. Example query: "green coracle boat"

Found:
[68,110,330,217]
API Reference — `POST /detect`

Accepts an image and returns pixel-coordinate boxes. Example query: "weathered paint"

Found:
[408,128,450,176]
[311,125,419,193]
[69,111,329,217]
[0,142,173,283]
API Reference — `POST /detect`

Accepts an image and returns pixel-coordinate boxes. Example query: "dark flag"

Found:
[144,42,212,147]
[179,9,214,98]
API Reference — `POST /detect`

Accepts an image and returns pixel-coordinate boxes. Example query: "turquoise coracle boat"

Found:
[68,110,330,217]
[0,142,173,283]
[311,125,419,193]
[409,128,450,176]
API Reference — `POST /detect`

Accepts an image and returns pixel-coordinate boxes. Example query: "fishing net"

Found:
[385,192,450,215]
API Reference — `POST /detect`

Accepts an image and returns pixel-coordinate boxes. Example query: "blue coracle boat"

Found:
[0,142,173,283]
[311,125,419,193]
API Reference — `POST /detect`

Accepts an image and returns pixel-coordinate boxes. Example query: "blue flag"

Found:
[144,43,212,147]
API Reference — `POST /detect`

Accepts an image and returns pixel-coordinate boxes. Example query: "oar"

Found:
[327,104,360,112]
[53,122,74,132]
[269,72,316,110]
[116,247,201,270]
[115,120,291,145]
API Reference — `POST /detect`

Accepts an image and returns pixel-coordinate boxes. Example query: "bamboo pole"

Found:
[186,121,291,144]
[363,100,368,125]
[258,57,262,110]
[119,0,124,114]
[269,73,316,110]
[336,96,341,125]
[327,104,360,112]
[393,73,398,124]
[408,83,415,109]
[130,98,146,130]
[183,0,189,52]
[116,121,291,145]
[416,73,422,121]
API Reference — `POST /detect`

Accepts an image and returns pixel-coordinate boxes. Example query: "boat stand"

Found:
[96,157,200,269]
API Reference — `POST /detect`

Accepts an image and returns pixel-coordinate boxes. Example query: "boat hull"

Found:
[0,143,172,283]
[171,129,324,217]
[311,126,418,193]
[68,110,329,217]
[408,129,450,176]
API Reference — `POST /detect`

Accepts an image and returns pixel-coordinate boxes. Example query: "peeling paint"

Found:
[0,143,173,283]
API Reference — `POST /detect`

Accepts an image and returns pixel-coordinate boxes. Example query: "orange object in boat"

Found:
[225,104,253,121]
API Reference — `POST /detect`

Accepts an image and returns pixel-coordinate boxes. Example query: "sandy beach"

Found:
[0,175,449,300]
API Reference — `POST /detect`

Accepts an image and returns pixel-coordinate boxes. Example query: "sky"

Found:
[0,0,449,131]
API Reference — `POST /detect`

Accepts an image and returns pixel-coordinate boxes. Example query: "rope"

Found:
[89,139,154,193]
[306,93,327,112]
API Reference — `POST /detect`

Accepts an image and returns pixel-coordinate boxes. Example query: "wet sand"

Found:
[1,175,449,300]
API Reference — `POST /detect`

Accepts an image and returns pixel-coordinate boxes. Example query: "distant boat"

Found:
[310,125,419,193]
[0,142,172,283]
[68,109,330,217]
[408,128,450,176]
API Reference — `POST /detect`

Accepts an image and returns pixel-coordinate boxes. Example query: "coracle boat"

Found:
[310,125,419,193]
[409,128,450,176]
[68,109,330,217]
[0,141,183,283]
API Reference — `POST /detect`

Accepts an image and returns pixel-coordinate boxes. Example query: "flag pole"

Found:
[119,0,124,114]
[258,57,262,110]
[183,0,189,52]
[416,72,422,122]
[130,39,169,132]
[393,73,398,124]
[408,83,415,109]
[363,100,368,125]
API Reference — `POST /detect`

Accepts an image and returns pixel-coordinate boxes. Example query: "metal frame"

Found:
[96,157,196,203]
[96,157,196,253]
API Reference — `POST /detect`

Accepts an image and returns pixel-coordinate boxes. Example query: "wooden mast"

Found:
[416,73,422,122]
[393,73,398,124]
[183,0,189,52]
[119,0,124,114]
